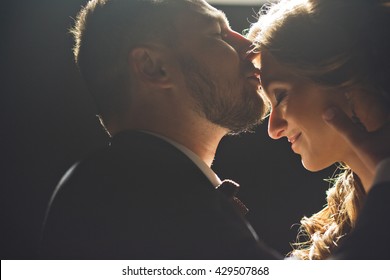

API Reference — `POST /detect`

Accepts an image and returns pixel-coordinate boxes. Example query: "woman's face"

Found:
[259,51,353,171]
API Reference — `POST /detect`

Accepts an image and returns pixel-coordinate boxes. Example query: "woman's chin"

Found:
[301,158,331,172]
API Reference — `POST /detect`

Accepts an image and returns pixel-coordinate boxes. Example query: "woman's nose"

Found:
[268,109,287,139]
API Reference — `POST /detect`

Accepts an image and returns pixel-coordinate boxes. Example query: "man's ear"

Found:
[129,47,173,88]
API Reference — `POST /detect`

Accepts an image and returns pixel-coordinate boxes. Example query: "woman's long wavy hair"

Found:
[291,167,366,259]
[249,0,390,259]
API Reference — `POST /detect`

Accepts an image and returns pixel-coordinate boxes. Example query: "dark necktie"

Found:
[217,179,249,216]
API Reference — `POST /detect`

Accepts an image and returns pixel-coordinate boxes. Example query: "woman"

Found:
[248,0,390,259]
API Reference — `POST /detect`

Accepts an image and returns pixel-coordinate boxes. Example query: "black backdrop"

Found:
[1,0,335,259]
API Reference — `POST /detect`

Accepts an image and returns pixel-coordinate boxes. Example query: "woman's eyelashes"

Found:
[274,89,288,106]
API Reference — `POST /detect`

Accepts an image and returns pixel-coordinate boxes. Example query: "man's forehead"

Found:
[203,9,230,26]
[180,0,230,27]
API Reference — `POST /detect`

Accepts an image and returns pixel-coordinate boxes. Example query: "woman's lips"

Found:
[288,133,301,150]
[288,133,301,143]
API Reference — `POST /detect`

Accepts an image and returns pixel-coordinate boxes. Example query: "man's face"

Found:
[173,1,264,133]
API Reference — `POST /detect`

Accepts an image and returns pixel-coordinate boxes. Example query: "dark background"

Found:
[1,0,334,259]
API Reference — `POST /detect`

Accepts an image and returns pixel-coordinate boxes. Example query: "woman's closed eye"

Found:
[274,89,288,106]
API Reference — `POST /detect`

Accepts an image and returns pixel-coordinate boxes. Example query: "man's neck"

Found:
[142,124,226,167]
[108,96,228,167]
[143,130,223,187]
[111,120,227,167]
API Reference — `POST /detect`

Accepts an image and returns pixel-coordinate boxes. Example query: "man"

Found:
[40,0,279,259]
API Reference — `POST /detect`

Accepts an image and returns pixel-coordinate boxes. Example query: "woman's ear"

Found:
[129,47,173,88]
[344,91,368,131]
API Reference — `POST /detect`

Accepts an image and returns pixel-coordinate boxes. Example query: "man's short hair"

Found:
[71,0,186,120]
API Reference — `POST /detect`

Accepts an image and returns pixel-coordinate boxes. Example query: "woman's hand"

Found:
[322,106,390,175]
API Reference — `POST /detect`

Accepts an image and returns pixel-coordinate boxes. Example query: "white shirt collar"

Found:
[142,131,222,187]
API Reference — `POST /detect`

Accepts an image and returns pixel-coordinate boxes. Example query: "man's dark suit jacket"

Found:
[40,131,280,259]
[41,130,390,259]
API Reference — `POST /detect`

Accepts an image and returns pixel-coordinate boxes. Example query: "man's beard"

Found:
[179,56,265,134]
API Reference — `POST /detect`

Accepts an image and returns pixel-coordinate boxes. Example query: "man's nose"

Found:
[268,109,287,139]
[226,30,254,60]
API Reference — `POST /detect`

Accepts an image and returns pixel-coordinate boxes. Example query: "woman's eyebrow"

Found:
[260,75,289,92]
[259,69,274,89]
